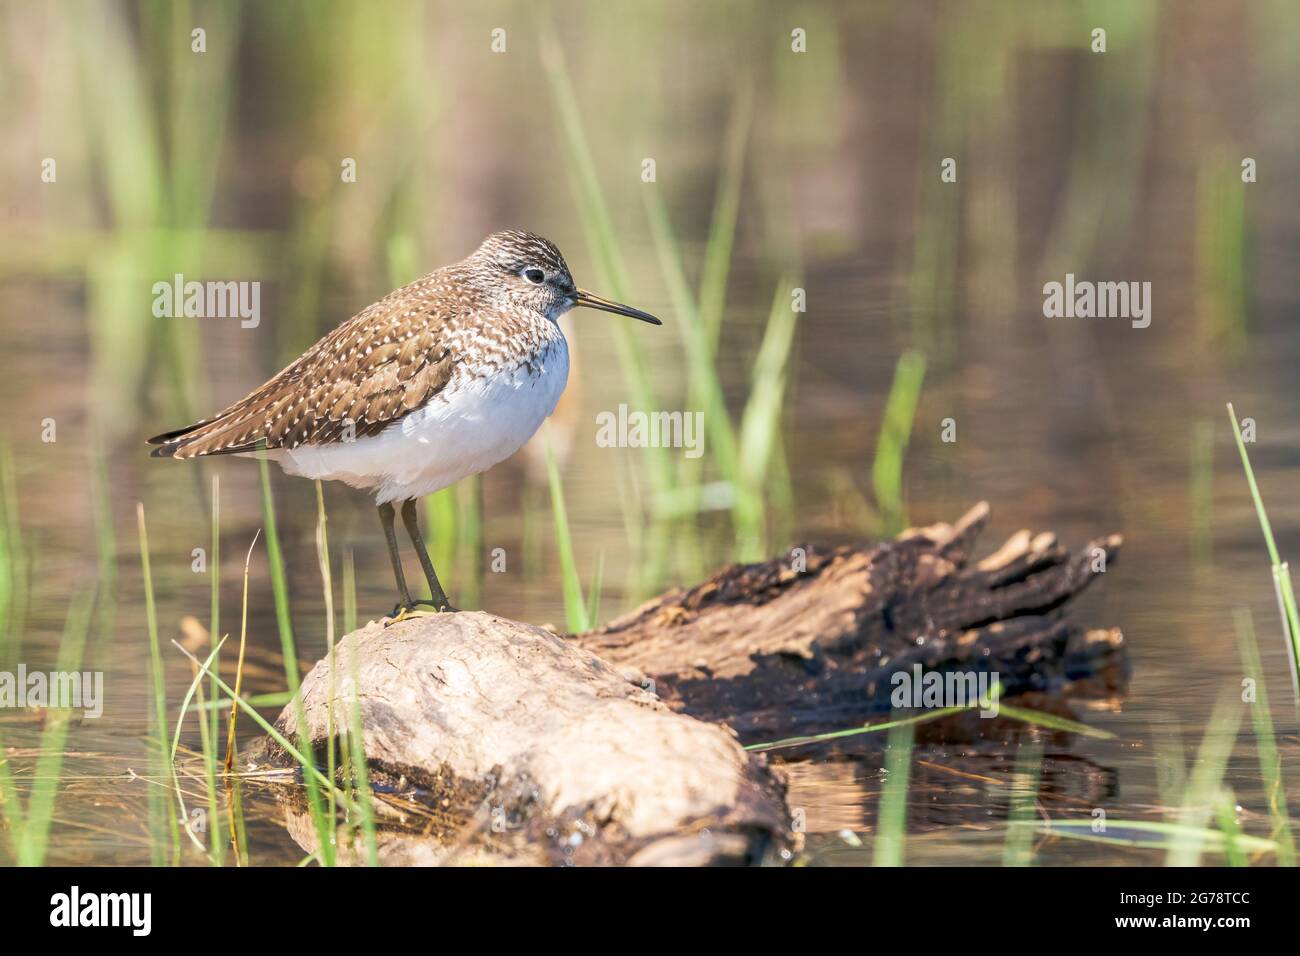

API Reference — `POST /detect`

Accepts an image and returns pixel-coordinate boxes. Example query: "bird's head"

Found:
[467,230,661,326]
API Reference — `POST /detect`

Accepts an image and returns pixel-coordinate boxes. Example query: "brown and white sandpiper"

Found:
[148,230,660,615]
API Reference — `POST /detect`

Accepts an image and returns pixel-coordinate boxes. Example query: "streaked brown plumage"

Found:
[148,230,661,614]
[154,234,543,458]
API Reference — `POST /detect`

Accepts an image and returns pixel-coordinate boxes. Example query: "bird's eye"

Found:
[524,268,545,284]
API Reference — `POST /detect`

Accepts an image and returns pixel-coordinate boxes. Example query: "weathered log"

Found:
[262,613,794,866]
[575,502,1125,742]
[260,503,1124,865]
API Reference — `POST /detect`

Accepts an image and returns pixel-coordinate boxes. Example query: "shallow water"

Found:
[2,1,1298,865]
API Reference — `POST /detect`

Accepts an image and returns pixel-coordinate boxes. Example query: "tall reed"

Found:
[1233,607,1296,865]
[538,19,669,498]
[545,431,590,632]
[873,351,927,536]
[0,446,29,659]
[208,474,222,747]
[1166,693,1243,866]
[136,503,180,862]
[873,721,914,867]
[1001,740,1044,867]
[257,456,333,864]
[1227,403,1300,698]
[0,591,95,865]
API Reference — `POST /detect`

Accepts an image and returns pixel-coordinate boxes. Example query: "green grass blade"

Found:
[89,438,118,647]
[315,481,339,842]
[537,19,671,495]
[0,445,30,660]
[735,277,801,558]
[0,725,25,860]
[345,640,379,866]
[544,430,589,633]
[169,635,230,763]
[173,642,357,814]
[1028,819,1278,855]
[700,79,754,350]
[995,703,1116,739]
[195,690,294,712]
[13,591,95,865]
[1001,740,1043,867]
[586,550,605,628]
[1233,607,1296,865]
[747,698,1110,753]
[176,630,227,865]
[136,503,179,861]
[342,547,358,636]
[209,473,221,744]
[1215,788,1247,867]
[423,487,458,600]
[872,351,927,535]
[1166,693,1243,867]
[642,185,740,484]
[257,457,333,864]
[257,454,297,661]
[1227,403,1281,564]
[457,476,483,610]
[873,721,914,866]
[1227,402,1300,696]
[1189,419,1214,562]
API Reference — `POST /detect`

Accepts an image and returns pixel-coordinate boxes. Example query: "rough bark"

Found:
[575,502,1125,742]
[260,502,1124,865]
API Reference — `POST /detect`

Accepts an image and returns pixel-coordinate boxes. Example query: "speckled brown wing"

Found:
[148,275,463,459]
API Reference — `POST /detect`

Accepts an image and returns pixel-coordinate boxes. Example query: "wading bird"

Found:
[149,230,660,616]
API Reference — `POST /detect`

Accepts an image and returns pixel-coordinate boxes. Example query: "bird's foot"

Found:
[385,601,458,625]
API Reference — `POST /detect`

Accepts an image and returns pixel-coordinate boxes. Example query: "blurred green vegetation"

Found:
[0,0,1297,866]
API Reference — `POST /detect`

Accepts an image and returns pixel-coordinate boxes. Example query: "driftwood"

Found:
[265,613,791,865]
[261,502,1124,865]
[576,501,1125,742]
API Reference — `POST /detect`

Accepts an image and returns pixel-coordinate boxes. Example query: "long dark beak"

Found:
[574,288,661,325]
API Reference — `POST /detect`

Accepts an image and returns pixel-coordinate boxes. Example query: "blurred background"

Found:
[1,0,1298,865]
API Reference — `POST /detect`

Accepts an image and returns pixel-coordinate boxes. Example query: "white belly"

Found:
[266,341,569,503]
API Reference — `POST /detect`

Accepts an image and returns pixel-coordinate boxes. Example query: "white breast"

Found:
[267,337,569,504]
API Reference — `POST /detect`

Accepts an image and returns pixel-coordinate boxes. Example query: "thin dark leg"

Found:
[378,502,413,609]
[401,498,454,611]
